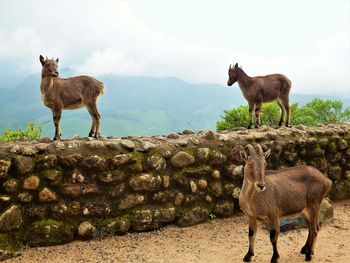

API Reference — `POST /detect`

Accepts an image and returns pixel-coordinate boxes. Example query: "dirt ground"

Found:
[6,200,350,263]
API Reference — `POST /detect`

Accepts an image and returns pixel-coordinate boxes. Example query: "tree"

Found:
[216,99,350,131]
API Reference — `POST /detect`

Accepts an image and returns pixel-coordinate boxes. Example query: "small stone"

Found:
[212,170,220,179]
[10,145,21,154]
[129,173,162,191]
[38,188,57,202]
[20,146,36,156]
[82,155,106,171]
[174,192,184,206]
[112,154,137,166]
[197,148,210,162]
[108,183,126,198]
[198,179,208,189]
[58,154,82,167]
[118,194,145,210]
[53,141,65,150]
[83,207,89,215]
[23,175,40,190]
[212,181,223,197]
[0,160,11,179]
[85,140,104,149]
[41,170,62,186]
[211,150,227,165]
[328,166,342,181]
[167,132,180,139]
[14,156,33,175]
[213,201,234,217]
[147,155,166,170]
[227,165,244,179]
[140,141,156,151]
[190,181,197,193]
[171,151,195,167]
[71,169,85,183]
[3,179,19,192]
[177,139,188,146]
[98,170,126,183]
[0,205,23,231]
[205,195,212,203]
[183,166,212,176]
[18,192,33,202]
[39,155,58,169]
[163,175,170,189]
[78,221,95,240]
[182,130,195,134]
[0,196,10,202]
[61,184,99,198]
[120,139,135,150]
[204,130,216,140]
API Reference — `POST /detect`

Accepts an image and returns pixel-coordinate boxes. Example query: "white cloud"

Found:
[0,1,349,97]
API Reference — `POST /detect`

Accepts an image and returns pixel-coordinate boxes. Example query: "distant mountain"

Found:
[0,73,349,138]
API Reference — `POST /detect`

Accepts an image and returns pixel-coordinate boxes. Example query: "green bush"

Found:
[0,122,43,141]
[216,98,350,131]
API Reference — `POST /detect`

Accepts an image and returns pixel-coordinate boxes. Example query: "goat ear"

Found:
[234,63,238,69]
[239,149,249,162]
[55,58,59,63]
[39,55,45,65]
[264,149,271,159]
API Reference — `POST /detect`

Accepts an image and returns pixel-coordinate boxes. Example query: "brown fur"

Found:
[239,144,332,262]
[227,63,292,128]
[39,55,104,140]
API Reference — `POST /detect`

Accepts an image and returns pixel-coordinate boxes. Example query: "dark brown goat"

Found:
[39,55,104,140]
[227,63,292,128]
[239,144,332,262]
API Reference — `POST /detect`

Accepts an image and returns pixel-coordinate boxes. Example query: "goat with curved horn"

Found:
[238,144,332,262]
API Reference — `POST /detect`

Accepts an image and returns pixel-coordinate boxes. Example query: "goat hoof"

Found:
[300,246,309,254]
[88,131,94,137]
[53,135,61,141]
[305,254,312,261]
[247,125,252,129]
[243,252,253,262]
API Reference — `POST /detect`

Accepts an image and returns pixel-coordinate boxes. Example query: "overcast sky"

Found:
[0,0,349,96]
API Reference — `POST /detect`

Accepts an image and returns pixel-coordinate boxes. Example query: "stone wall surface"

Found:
[0,124,349,253]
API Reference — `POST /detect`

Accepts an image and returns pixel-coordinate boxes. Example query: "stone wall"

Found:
[0,124,349,253]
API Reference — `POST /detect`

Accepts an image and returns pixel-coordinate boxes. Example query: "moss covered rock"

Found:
[27,219,74,246]
[0,205,23,231]
[177,206,210,227]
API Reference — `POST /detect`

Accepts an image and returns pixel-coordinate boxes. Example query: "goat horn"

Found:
[256,144,264,156]
[245,144,256,157]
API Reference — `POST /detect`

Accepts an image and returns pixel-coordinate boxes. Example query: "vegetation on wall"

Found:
[216,98,350,131]
[0,122,42,141]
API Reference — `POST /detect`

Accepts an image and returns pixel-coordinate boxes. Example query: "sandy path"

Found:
[6,200,350,263]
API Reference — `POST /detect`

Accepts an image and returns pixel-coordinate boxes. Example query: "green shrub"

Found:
[0,122,43,141]
[216,99,350,131]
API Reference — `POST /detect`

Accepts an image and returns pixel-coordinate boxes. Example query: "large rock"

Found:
[129,173,162,191]
[38,188,57,203]
[0,205,23,231]
[112,154,137,166]
[177,206,209,227]
[61,184,99,198]
[99,170,126,183]
[82,155,106,171]
[78,221,95,240]
[28,219,74,246]
[23,175,40,190]
[14,156,33,175]
[170,151,195,167]
[118,194,145,210]
[147,156,166,170]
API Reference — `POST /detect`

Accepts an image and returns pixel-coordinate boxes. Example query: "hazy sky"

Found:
[0,0,349,96]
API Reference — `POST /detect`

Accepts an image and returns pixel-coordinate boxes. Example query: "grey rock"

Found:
[0,205,23,231]
[0,160,11,179]
[170,151,195,167]
[130,173,162,191]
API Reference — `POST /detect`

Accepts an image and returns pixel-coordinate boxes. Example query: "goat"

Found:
[39,55,104,140]
[227,63,292,128]
[238,144,332,262]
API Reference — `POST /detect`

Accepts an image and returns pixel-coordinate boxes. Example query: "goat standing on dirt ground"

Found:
[227,63,292,128]
[39,55,104,140]
[238,144,332,263]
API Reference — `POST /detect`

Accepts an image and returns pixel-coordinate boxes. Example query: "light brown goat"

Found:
[239,144,332,263]
[227,63,291,128]
[39,55,104,140]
